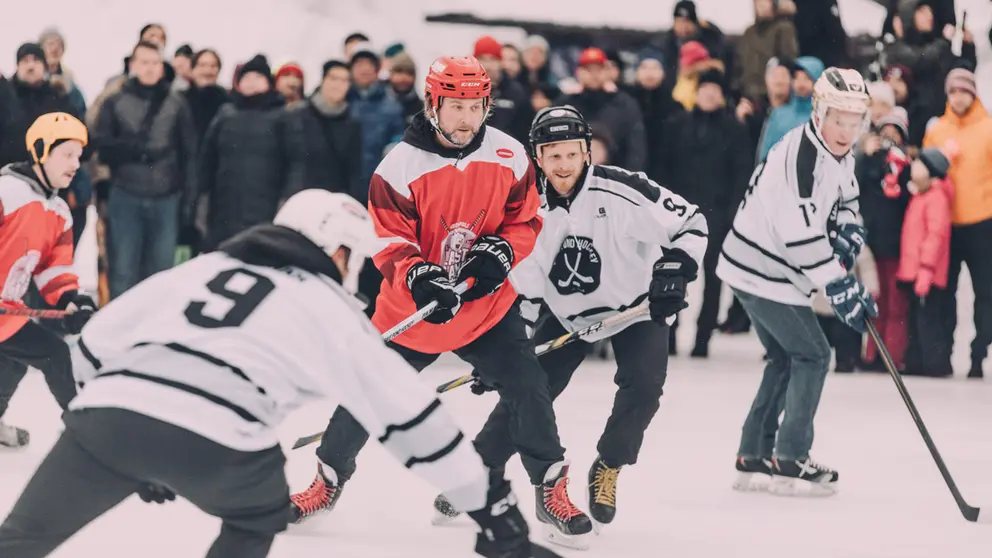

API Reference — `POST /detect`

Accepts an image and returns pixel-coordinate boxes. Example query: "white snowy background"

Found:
[2,1,992,557]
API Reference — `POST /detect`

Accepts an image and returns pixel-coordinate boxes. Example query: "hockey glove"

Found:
[649,249,698,325]
[829,223,867,271]
[456,235,514,302]
[57,291,97,335]
[137,483,176,505]
[407,262,462,325]
[467,476,562,558]
[469,368,496,395]
[825,274,878,334]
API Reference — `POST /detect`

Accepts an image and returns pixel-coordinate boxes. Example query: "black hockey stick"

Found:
[866,318,990,523]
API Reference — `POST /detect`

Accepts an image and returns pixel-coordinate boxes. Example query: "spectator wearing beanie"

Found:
[386,52,421,125]
[274,62,305,106]
[857,106,911,371]
[555,47,646,171]
[736,0,798,101]
[923,66,992,377]
[658,69,751,356]
[630,46,683,184]
[473,35,533,145]
[672,41,724,111]
[758,55,823,160]
[381,42,405,78]
[897,147,955,377]
[347,43,404,205]
[198,54,296,251]
[517,34,557,93]
[38,27,86,115]
[661,0,731,92]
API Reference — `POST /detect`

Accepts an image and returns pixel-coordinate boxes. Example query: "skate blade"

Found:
[768,476,838,497]
[732,471,771,493]
[542,524,591,551]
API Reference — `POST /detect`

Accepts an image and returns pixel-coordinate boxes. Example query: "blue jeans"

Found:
[107,188,179,299]
[733,289,831,461]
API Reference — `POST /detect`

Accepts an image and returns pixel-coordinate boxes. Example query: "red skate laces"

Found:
[544,476,583,521]
[291,470,335,518]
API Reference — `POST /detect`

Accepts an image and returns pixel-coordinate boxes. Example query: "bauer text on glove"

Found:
[407,262,462,325]
[456,235,514,302]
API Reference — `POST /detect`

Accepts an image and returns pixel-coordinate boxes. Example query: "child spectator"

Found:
[812,247,880,372]
[897,148,954,377]
[672,41,724,110]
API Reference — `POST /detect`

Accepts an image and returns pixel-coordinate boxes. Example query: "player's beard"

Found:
[441,124,479,148]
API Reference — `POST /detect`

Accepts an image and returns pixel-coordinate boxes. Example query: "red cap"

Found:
[578,47,608,67]
[473,36,503,60]
[275,62,304,81]
[679,41,709,69]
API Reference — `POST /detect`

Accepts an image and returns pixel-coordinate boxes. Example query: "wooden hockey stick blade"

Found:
[866,318,987,523]
[291,431,324,450]
[436,304,654,394]
[0,307,69,318]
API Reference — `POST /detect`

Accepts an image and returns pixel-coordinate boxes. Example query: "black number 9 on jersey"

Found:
[662,197,687,216]
[184,268,275,328]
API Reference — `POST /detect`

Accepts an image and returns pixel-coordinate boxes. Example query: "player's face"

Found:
[538,140,587,197]
[820,109,866,156]
[435,98,487,147]
[42,140,83,189]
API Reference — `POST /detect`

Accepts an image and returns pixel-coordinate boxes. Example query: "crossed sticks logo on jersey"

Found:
[549,235,602,295]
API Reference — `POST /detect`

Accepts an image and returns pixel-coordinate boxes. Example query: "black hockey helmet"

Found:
[528,105,593,159]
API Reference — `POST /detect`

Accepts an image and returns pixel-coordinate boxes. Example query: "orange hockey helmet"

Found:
[424,56,492,112]
[26,112,88,165]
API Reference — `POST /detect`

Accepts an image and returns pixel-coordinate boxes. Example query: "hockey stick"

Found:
[434,303,654,394]
[291,280,472,450]
[0,307,69,319]
[866,318,991,523]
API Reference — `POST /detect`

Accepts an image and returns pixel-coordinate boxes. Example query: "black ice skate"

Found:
[535,461,592,550]
[587,457,621,532]
[732,456,773,492]
[770,457,839,497]
[0,421,29,449]
[289,462,345,523]
[431,493,462,525]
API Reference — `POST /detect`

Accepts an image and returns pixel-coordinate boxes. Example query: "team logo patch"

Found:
[496,148,514,159]
[439,210,487,280]
[549,236,601,295]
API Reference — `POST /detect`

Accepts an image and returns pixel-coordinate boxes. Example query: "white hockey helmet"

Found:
[812,67,871,129]
[273,189,377,278]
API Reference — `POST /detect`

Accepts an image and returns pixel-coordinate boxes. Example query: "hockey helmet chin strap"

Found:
[429,97,490,148]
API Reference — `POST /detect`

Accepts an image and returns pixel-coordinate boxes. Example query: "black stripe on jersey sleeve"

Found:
[377,399,442,444]
[404,432,465,468]
[731,227,799,272]
[799,255,836,271]
[796,133,818,199]
[564,292,649,322]
[672,228,707,241]
[592,165,661,202]
[133,342,267,395]
[77,337,102,370]
[784,234,827,248]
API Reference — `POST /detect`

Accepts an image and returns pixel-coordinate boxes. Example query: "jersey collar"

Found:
[544,164,591,212]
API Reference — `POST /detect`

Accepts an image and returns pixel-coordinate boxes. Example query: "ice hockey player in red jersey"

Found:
[293,55,594,548]
[0,112,95,448]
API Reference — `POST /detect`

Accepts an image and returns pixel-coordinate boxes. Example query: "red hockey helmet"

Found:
[424,56,491,112]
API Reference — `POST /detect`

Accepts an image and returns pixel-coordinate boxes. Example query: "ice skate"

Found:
[587,457,621,533]
[535,461,592,550]
[0,421,29,449]
[431,492,462,525]
[769,457,838,497]
[732,456,773,492]
[289,462,345,524]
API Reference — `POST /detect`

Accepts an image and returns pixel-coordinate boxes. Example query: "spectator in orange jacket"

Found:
[922,66,992,377]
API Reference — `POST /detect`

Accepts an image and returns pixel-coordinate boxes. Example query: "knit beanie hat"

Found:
[876,106,909,141]
[16,43,45,64]
[390,52,416,75]
[240,54,273,84]
[945,67,977,97]
[673,0,698,22]
[697,68,725,93]
[918,147,950,180]
[637,46,664,66]
[867,81,895,108]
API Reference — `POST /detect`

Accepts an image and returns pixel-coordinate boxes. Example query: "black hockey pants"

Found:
[317,303,566,485]
[0,408,290,558]
[0,321,77,418]
[474,317,670,471]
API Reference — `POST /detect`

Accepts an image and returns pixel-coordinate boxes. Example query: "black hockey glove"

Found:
[456,235,514,302]
[407,262,462,325]
[467,476,563,558]
[829,223,867,270]
[649,249,698,325]
[137,483,176,505]
[57,291,97,335]
[469,368,496,395]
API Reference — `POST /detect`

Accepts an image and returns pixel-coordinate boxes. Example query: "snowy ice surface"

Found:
[3,213,992,556]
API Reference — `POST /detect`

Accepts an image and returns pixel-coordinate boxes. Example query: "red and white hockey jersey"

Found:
[368,114,542,353]
[0,163,79,342]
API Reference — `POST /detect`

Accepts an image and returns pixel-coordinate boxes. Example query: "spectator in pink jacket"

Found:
[897,147,954,377]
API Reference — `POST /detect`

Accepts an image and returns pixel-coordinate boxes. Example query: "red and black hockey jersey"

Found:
[368,114,541,353]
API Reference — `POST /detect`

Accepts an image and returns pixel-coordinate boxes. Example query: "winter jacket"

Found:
[387,85,421,127]
[737,16,799,100]
[555,88,646,172]
[923,99,992,225]
[657,107,752,222]
[286,92,363,200]
[346,81,405,205]
[95,78,198,214]
[660,21,731,92]
[758,57,824,160]
[198,90,293,249]
[897,177,954,289]
[2,77,82,166]
[672,58,725,111]
[488,77,534,147]
[812,246,880,316]
[185,83,231,143]
[855,147,911,259]
[792,0,849,68]
[628,83,683,183]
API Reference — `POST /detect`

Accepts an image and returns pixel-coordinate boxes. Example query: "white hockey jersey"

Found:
[716,122,860,306]
[510,164,708,341]
[69,252,487,509]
